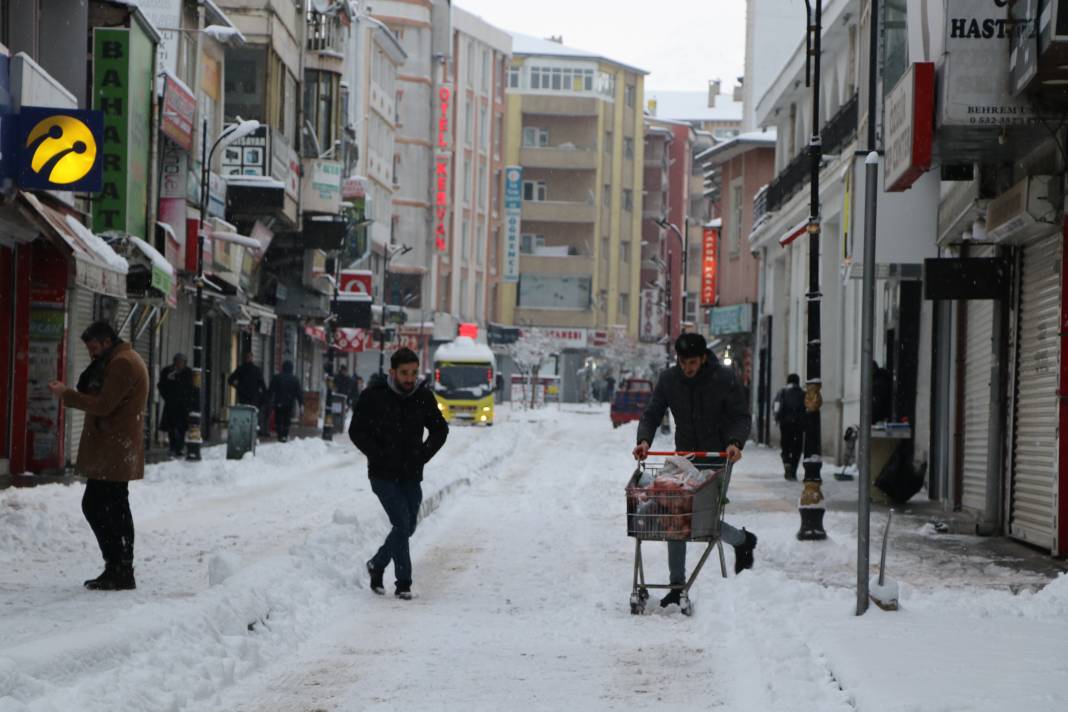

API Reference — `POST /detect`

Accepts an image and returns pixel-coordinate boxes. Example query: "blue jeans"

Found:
[667,523,745,585]
[370,478,423,587]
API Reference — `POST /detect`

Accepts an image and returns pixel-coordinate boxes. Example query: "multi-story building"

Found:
[498,34,647,342]
[647,84,743,144]
[436,8,510,331]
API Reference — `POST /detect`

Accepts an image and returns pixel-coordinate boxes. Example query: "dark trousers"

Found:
[82,480,134,566]
[780,422,804,476]
[369,478,423,587]
[168,425,186,455]
[275,405,293,440]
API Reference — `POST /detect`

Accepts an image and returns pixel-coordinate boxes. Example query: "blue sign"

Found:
[709,303,754,336]
[14,106,104,192]
[504,165,523,210]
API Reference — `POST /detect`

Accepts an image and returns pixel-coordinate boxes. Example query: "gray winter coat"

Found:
[636,351,751,452]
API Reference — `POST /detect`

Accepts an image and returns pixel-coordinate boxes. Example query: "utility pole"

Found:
[798,0,827,540]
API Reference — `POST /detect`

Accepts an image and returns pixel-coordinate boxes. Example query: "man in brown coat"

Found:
[49,320,149,590]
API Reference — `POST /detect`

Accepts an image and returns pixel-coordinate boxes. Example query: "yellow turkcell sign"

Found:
[25,115,98,185]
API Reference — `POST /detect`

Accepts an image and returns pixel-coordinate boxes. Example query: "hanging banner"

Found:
[433,85,452,252]
[700,226,719,306]
[503,165,522,283]
[160,72,196,151]
[639,288,665,343]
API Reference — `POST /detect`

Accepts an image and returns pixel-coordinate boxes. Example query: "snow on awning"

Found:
[778,219,810,248]
[212,231,261,249]
[16,191,128,298]
[224,175,286,190]
[387,263,428,275]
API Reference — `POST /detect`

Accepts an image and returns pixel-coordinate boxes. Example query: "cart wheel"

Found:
[680,595,693,617]
[629,590,647,615]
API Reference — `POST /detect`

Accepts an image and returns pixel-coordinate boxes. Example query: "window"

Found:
[464,158,472,203]
[465,97,473,144]
[476,219,485,265]
[523,127,549,147]
[478,164,486,204]
[618,293,630,319]
[395,89,403,125]
[521,233,545,254]
[509,67,520,88]
[494,114,503,156]
[482,49,490,92]
[620,242,630,264]
[303,69,337,152]
[462,220,469,260]
[622,189,633,212]
[623,137,634,160]
[225,46,267,123]
[523,180,547,201]
[625,83,636,108]
[519,274,592,309]
[604,130,613,154]
[480,105,488,148]
[729,177,743,254]
[467,41,475,84]
[602,184,611,208]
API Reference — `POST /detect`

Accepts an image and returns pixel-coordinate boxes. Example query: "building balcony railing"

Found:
[519,253,594,275]
[752,184,769,227]
[522,200,597,223]
[766,92,858,214]
[520,145,598,170]
[306,10,346,55]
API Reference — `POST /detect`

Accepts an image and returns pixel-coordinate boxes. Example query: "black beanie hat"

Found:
[674,333,707,359]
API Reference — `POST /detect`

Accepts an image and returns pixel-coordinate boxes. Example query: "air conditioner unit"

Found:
[985,175,1060,244]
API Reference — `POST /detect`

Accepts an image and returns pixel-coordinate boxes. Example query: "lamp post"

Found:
[185,117,261,461]
[656,216,690,331]
[798,0,827,540]
[322,255,342,442]
[377,243,412,374]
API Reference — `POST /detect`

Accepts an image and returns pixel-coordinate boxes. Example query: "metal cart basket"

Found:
[626,451,733,616]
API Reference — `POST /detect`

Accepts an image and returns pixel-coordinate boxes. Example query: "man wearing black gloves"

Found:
[634,333,757,610]
[350,348,449,600]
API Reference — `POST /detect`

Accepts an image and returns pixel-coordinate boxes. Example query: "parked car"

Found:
[610,378,654,429]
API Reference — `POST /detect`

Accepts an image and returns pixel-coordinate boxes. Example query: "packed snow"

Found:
[1,404,1067,711]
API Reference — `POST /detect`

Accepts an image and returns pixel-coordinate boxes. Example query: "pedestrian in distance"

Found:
[267,360,303,442]
[773,373,806,481]
[47,321,149,591]
[333,363,355,414]
[633,332,757,610]
[349,348,449,600]
[158,352,195,458]
[228,350,267,407]
[350,375,364,407]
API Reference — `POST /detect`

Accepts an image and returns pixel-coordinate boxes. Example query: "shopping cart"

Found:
[626,451,733,616]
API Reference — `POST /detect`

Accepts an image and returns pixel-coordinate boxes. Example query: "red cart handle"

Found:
[646,450,728,458]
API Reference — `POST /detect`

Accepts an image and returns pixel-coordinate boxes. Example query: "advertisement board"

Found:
[503,165,522,283]
[700,226,719,306]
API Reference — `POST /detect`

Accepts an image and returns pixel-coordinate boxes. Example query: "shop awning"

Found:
[122,235,176,306]
[17,192,128,298]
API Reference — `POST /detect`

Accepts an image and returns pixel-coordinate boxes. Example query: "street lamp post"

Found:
[185,117,261,461]
[657,217,690,331]
[322,256,342,441]
[798,0,827,540]
[377,243,412,374]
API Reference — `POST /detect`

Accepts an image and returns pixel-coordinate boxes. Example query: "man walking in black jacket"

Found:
[773,373,806,481]
[228,351,267,407]
[267,361,303,442]
[350,348,449,600]
[634,333,757,611]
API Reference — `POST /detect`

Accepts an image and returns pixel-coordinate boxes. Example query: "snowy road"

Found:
[3,404,1068,711]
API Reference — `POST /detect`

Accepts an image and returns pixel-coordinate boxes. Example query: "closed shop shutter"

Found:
[1010,234,1061,550]
[66,288,96,465]
[961,298,994,512]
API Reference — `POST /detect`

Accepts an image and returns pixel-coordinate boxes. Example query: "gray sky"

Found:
[454,0,747,92]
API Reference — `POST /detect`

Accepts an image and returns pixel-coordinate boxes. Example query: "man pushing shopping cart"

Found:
[632,333,758,612]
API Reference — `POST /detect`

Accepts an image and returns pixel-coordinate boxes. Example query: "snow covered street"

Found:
[3,405,1068,711]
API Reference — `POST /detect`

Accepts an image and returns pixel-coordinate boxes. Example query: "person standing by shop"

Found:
[48,321,149,591]
[333,363,356,417]
[773,373,806,481]
[267,360,303,442]
[228,351,267,407]
[158,353,195,458]
[350,348,449,600]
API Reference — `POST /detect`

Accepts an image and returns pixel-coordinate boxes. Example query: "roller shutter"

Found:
[1010,234,1061,550]
[65,288,96,465]
[961,298,994,513]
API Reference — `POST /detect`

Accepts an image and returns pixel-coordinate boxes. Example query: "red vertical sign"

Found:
[434,86,452,252]
[700,227,719,306]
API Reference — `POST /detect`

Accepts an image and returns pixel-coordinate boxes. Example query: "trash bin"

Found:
[227,405,259,460]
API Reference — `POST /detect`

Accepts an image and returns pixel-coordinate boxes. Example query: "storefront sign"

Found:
[222,125,268,175]
[700,226,719,306]
[434,86,452,252]
[339,269,373,298]
[342,174,367,200]
[523,327,588,349]
[639,288,665,343]
[940,0,1037,127]
[885,62,934,192]
[709,303,753,335]
[161,72,196,151]
[14,107,104,192]
[272,130,300,201]
[301,158,342,214]
[92,26,154,237]
[503,165,522,283]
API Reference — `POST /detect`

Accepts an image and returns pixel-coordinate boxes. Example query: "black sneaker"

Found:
[86,563,136,591]
[395,583,412,600]
[733,529,758,575]
[366,560,385,595]
[83,563,115,588]
[659,589,683,608]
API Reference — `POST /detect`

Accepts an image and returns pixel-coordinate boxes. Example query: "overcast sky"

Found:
[453,0,747,92]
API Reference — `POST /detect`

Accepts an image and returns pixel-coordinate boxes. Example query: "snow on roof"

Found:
[64,216,129,273]
[646,90,743,123]
[433,336,496,365]
[510,33,647,74]
[128,235,174,277]
[696,129,778,164]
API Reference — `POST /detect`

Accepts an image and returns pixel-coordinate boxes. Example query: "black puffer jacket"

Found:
[349,377,449,482]
[636,351,751,452]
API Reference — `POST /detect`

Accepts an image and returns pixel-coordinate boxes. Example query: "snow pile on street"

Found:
[1,404,1067,711]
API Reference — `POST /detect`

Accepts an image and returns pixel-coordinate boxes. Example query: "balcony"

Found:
[522,94,601,117]
[306,9,346,58]
[519,253,594,275]
[766,92,858,213]
[522,200,597,223]
[520,145,598,170]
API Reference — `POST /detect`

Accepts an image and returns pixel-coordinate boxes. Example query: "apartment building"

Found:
[498,34,647,339]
